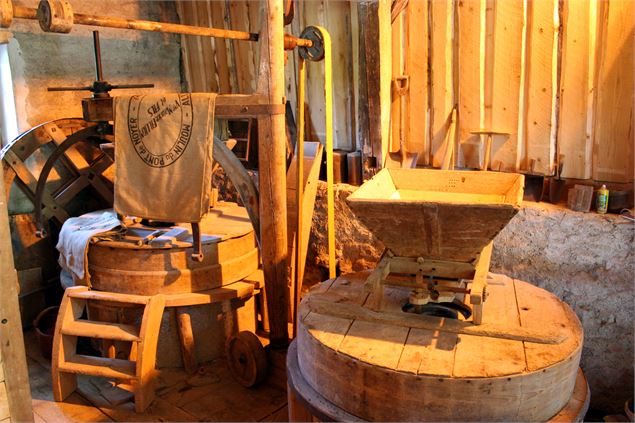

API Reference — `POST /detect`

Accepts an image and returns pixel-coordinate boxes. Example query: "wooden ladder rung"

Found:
[61,320,141,342]
[58,354,137,380]
[67,289,150,305]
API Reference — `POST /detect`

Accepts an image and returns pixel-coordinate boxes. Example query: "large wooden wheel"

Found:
[1,118,114,324]
[1,118,114,229]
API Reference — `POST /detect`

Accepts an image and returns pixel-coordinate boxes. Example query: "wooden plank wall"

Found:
[175,0,633,182]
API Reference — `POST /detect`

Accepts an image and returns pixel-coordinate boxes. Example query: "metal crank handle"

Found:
[47,83,155,92]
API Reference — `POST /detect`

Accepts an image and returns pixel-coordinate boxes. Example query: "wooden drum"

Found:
[81,201,260,294]
[290,272,588,422]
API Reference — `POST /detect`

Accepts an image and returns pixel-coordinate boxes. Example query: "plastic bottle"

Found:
[596,184,609,214]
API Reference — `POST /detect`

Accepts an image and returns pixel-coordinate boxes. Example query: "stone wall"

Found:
[306,181,634,414]
[4,0,182,134]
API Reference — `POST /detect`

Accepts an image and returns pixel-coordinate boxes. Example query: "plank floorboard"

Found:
[22,330,288,422]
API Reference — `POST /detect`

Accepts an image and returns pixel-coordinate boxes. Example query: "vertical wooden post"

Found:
[256,0,290,348]
[0,165,34,422]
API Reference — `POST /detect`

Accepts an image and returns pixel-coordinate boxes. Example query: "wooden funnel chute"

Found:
[346,168,524,262]
[346,168,525,324]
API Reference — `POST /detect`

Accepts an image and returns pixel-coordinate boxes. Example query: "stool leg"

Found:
[135,295,165,412]
[175,307,197,374]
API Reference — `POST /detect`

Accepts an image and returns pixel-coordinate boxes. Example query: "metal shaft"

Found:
[92,31,103,82]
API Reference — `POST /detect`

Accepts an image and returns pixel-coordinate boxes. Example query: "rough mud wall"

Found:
[306,181,634,414]
[5,0,182,133]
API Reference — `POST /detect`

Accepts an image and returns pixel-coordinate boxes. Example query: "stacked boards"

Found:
[291,271,586,422]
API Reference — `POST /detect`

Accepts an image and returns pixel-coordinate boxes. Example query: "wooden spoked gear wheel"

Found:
[225,331,267,387]
[1,118,113,282]
[1,118,113,232]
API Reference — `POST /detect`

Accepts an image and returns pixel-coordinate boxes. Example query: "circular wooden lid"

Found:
[296,272,584,421]
[93,201,255,250]
[84,202,259,294]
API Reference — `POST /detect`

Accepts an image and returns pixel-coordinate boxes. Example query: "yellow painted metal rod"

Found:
[293,56,306,338]
[319,26,336,279]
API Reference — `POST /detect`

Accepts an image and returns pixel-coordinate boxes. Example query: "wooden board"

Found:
[429,0,455,167]
[592,0,634,182]
[0,152,33,422]
[296,271,583,422]
[558,0,592,179]
[287,142,324,321]
[523,0,557,175]
[491,0,524,171]
[404,0,428,165]
[457,0,482,169]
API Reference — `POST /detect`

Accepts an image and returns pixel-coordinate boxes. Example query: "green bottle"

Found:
[596,184,609,214]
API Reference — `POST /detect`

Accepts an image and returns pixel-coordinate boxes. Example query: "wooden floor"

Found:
[24,330,289,422]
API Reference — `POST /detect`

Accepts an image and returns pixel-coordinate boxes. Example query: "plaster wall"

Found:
[3,0,182,136]
[306,181,634,414]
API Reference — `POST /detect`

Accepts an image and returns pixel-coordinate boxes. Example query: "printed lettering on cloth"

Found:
[114,93,217,222]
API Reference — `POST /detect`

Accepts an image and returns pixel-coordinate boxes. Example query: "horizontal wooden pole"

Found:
[9,4,312,48]
[79,94,285,122]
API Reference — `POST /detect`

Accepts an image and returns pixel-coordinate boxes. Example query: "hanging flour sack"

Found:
[114,93,217,222]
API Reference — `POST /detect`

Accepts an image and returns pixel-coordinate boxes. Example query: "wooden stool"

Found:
[52,286,165,412]
[52,280,259,412]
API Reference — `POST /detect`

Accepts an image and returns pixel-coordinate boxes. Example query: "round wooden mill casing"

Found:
[77,201,259,294]
[294,271,584,422]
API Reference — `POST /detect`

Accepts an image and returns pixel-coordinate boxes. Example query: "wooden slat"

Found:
[592,0,634,182]
[558,0,592,179]
[390,10,404,154]
[429,0,455,167]
[210,0,231,93]
[325,0,355,151]
[228,0,255,94]
[67,290,149,305]
[453,274,526,377]
[196,1,219,93]
[358,1,382,169]
[287,142,324,321]
[515,278,584,421]
[524,0,557,175]
[339,320,409,370]
[491,0,524,171]
[61,320,140,342]
[405,0,428,165]
[0,163,33,422]
[457,0,482,168]
[59,355,136,379]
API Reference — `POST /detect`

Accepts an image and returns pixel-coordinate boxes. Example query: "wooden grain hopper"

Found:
[346,168,524,263]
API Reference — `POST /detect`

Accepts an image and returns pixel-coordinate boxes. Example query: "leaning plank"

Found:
[0,161,33,422]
